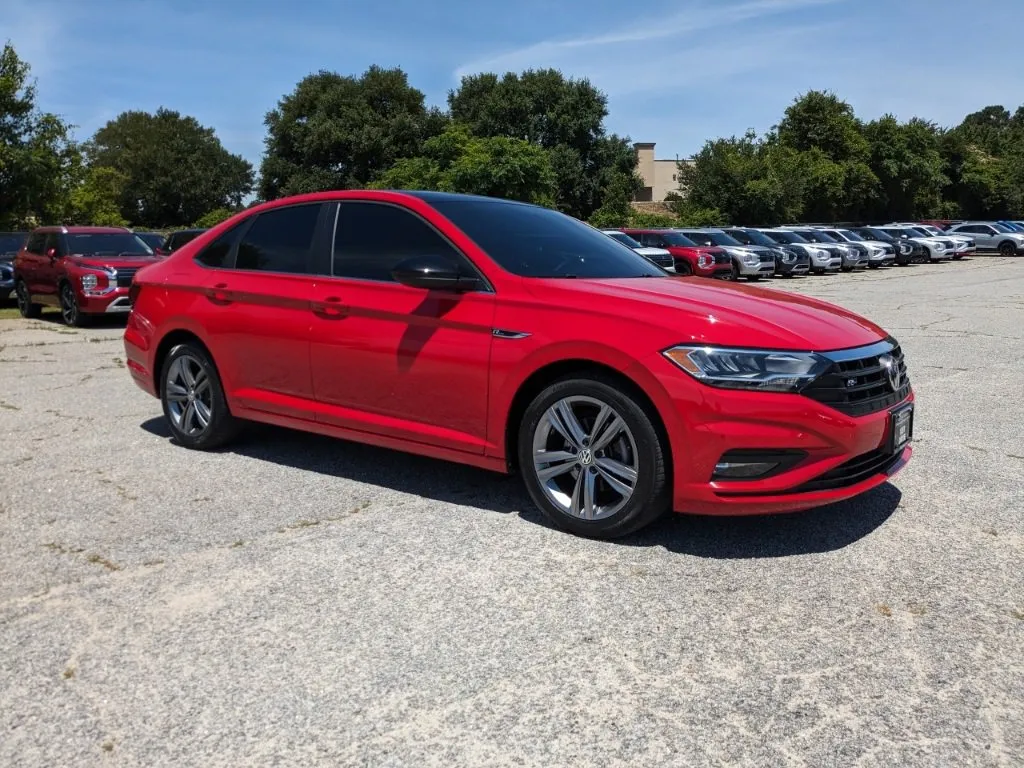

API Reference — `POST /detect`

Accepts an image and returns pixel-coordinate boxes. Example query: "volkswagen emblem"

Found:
[879,354,901,391]
[577,448,593,466]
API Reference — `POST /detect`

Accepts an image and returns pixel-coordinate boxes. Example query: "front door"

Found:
[309,201,495,455]
[37,232,65,304]
[195,202,329,420]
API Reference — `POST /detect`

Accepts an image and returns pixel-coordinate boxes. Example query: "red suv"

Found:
[15,226,161,326]
[620,228,732,278]
[125,191,913,539]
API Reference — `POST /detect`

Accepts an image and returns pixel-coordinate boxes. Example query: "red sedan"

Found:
[124,191,913,539]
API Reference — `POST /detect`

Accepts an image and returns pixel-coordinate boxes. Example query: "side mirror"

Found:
[391,255,482,292]
[45,247,57,259]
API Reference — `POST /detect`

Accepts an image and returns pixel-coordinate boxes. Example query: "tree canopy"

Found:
[87,108,253,228]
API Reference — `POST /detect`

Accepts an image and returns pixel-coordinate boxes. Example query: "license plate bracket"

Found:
[889,403,914,454]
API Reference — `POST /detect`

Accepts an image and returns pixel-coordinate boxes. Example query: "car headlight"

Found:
[743,254,759,266]
[663,345,830,393]
[779,249,795,263]
[697,254,712,269]
[81,273,98,290]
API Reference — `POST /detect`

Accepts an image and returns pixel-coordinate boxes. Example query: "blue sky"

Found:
[4,0,1023,169]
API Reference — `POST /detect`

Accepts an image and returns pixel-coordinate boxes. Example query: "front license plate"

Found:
[889,403,913,453]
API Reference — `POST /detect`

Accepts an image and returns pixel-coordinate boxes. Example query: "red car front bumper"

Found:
[642,358,915,516]
[78,287,133,315]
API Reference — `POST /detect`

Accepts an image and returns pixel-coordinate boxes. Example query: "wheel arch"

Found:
[503,359,673,482]
[152,329,214,397]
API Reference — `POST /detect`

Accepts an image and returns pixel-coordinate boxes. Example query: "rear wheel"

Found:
[518,376,670,539]
[59,282,89,327]
[676,261,692,276]
[15,280,41,319]
[160,342,240,450]
[998,240,1017,257]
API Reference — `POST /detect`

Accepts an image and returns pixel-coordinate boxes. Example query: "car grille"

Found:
[883,245,895,255]
[115,268,138,288]
[790,448,904,493]
[801,340,911,416]
[648,254,673,269]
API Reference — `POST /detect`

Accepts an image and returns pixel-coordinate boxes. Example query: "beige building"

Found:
[633,142,692,202]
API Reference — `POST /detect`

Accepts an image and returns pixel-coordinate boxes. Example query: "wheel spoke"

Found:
[596,461,635,498]
[193,369,209,394]
[194,400,211,428]
[582,469,596,519]
[536,457,578,482]
[181,402,195,433]
[591,415,625,452]
[548,402,585,450]
[570,470,586,517]
[165,382,189,402]
[181,360,197,388]
[587,404,612,445]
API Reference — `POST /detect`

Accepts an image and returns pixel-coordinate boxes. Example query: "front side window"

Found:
[607,232,642,249]
[333,202,475,282]
[25,233,47,254]
[428,199,663,279]
[235,204,322,274]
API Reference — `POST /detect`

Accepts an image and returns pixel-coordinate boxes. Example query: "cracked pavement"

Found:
[1,257,1022,766]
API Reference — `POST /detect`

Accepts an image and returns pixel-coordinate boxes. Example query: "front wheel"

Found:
[15,280,41,319]
[998,241,1017,257]
[59,282,89,327]
[518,377,670,539]
[160,342,240,450]
[676,261,692,276]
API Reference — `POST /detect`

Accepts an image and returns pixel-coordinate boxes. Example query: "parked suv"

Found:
[161,228,207,255]
[0,231,27,301]
[848,227,917,265]
[677,228,776,281]
[602,231,675,272]
[14,226,161,326]
[759,229,841,273]
[125,191,913,540]
[877,226,953,262]
[619,229,732,278]
[814,228,895,268]
[946,222,1024,256]
[721,227,810,276]
[785,228,867,271]
[889,223,975,260]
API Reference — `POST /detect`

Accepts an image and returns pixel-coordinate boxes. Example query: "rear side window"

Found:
[25,233,46,254]
[236,204,322,274]
[195,225,243,268]
[332,202,472,282]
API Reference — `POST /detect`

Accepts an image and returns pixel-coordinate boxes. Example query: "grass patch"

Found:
[86,553,121,572]
[875,604,893,617]
[0,400,19,410]
[63,666,76,679]
[1011,609,1024,621]
[0,307,24,320]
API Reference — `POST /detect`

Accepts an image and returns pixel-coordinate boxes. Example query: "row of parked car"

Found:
[603,220,1024,280]
[1,216,1023,327]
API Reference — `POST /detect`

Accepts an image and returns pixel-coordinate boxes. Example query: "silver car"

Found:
[759,229,842,273]
[816,227,896,268]
[877,226,953,262]
[946,222,1024,257]
[677,228,776,281]
[784,228,867,271]
[889,223,976,260]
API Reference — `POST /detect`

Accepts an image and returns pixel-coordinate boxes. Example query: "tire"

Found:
[676,261,692,276]
[160,342,240,450]
[517,375,670,539]
[747,275,761,282]
[998,240,1017,257]
[952,254,963,260]
[730,262,740,281]
[15,280,41,319]
[59,282,89,327]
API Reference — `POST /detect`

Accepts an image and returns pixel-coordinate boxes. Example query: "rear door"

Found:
[195,203,329,420]
[17,232,46,295]
[308,200,495,455]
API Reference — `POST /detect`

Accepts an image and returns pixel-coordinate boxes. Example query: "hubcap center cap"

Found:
[577,448,593,466]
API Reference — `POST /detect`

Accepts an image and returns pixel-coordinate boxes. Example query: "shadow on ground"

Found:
[142,418,902,559]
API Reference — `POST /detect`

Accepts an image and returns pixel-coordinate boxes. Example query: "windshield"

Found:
[136,233,165,249]
[919,226,941,235]
[837,229,864,241]
[0,233,26,254]
[998,222,1022,232]
[661,232,698,247]
[429,200,665,278]
[606,231,642,248]
[992,223,1013,232]
[907,227,932,237]
[854,227,892,242]
[684,231,742,247]
[65,233,153,256]
[795,230,836,243]
[724,228,776,247]
[880,229,910,239]
[764,230,808,244]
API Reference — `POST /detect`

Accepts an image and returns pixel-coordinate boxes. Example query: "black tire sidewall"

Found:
[16,281,39,318]
[60,283,84,326]
[160,343,237,450]
[517,377,669,539]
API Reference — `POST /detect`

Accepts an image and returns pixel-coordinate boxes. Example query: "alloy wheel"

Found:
[60,284,78,325]
[531,395,639,521]
[165,354,214,437]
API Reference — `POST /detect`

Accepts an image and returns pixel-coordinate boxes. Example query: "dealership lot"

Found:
[1,259,1022,766]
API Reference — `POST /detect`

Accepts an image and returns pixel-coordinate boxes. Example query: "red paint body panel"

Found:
[124,190,912,518]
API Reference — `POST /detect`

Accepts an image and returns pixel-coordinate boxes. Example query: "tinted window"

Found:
[25,233,46,254]
[700,231,743,247]
[168,230,205,251]
[794,230,836,243]
[662,232,698,247]
[839,229,864,241]
[424,199,664,279]
[65,233,151,255]
[764,231,809,244]
[854,228,892,242]
[0,233,26,254]
[136,233,164,249]
[606,232,642,249]
[333,202,472,282]
[992,223,1012,232]
[195,225,244,268]
[44,233,62,256]
[236,204,321,274]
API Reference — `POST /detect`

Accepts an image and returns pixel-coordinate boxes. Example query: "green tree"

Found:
[0,42,80,227]
[862,116,946,220]
[193,207,237,228]
[587,172,641,227]
[260,66,448,200]
[87,108,252,227]
[68,166,128,226]
[373,123,556,204]
[448,69,636,220]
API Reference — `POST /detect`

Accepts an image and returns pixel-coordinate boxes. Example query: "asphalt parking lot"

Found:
[1,258,1022,767]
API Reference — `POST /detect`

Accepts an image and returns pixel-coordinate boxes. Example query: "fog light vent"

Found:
[712,449,807,481]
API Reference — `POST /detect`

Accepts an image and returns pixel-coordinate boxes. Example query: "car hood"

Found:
[525,277,887,351]
[67,253,162,270]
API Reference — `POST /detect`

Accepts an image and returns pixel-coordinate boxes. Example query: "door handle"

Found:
[312,296,348,319]
[206,283,232,304]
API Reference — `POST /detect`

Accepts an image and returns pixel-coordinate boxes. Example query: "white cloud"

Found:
[454,0,846,81]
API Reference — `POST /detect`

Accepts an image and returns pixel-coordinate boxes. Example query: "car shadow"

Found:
[140,418,902,557]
